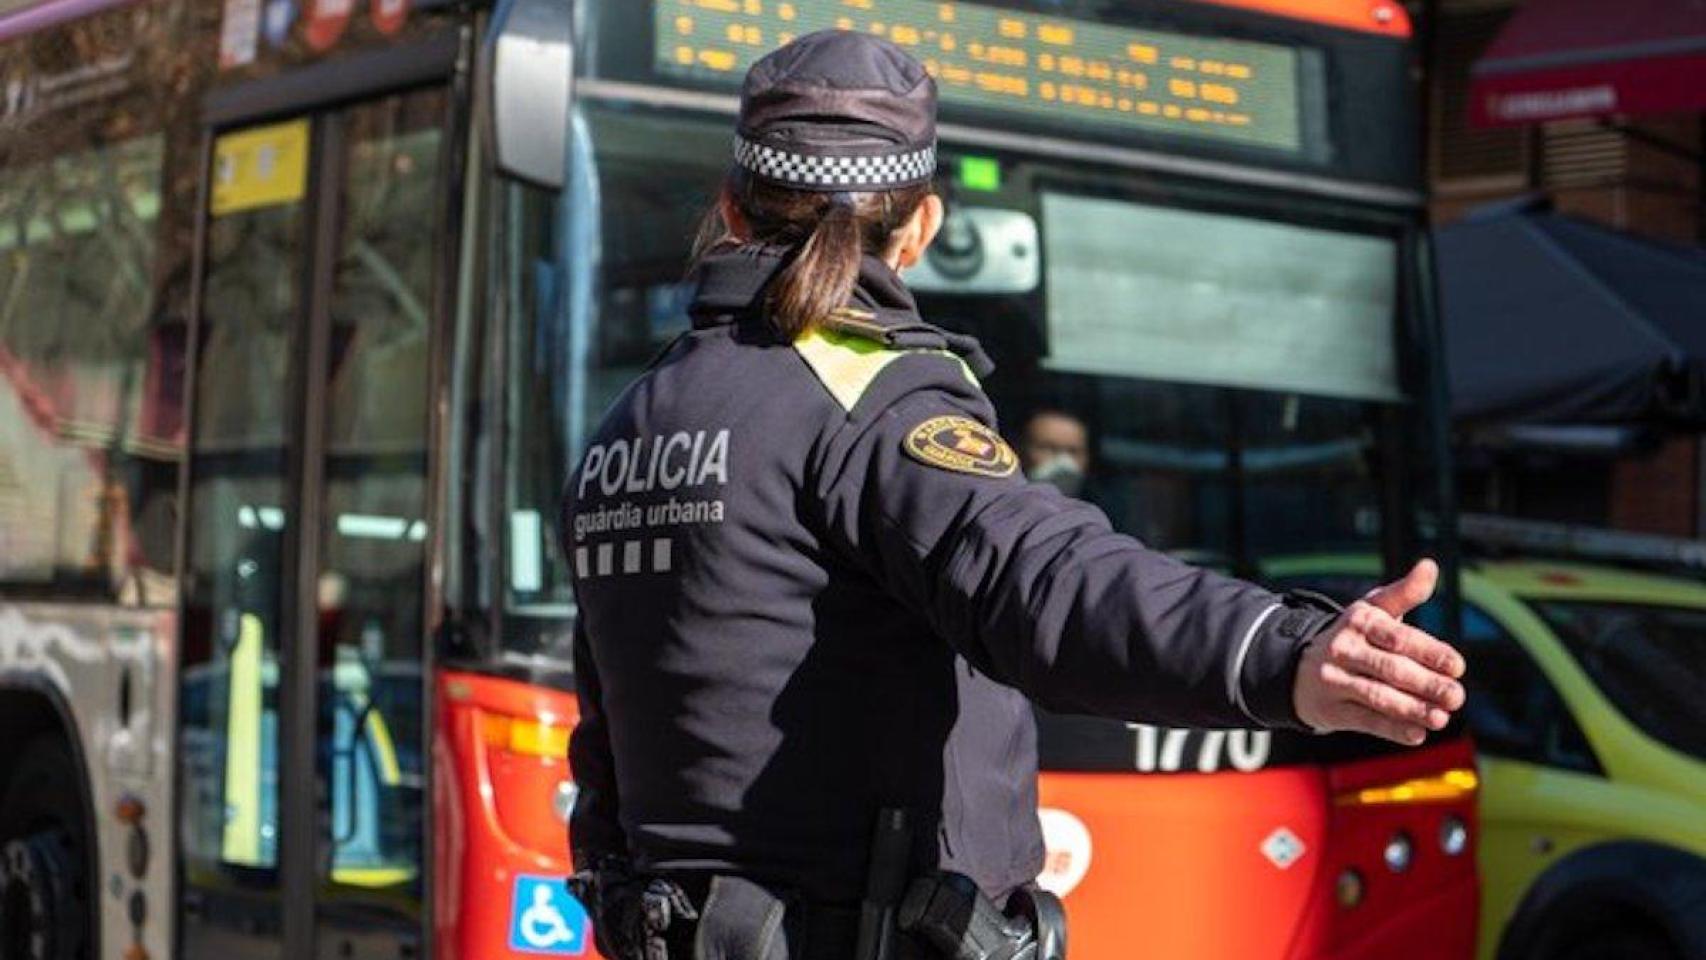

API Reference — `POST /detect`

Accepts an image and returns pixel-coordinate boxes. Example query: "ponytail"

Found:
[769,201,862,341]
[695,175,932,341]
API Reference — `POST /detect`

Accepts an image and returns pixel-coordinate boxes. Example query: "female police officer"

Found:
[563,30,1465,960]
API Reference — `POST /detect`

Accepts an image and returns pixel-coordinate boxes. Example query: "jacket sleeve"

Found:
[567,619,626,868]
[810,357,1337,730]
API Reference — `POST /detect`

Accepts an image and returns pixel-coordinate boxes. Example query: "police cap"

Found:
[735,30,938,192]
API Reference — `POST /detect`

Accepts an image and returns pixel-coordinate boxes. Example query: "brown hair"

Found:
[695,173,932,340]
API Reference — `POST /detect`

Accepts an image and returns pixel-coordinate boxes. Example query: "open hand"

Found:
[1292,560,1467,746]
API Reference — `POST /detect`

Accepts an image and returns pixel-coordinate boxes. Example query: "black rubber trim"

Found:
[204,30,459,127]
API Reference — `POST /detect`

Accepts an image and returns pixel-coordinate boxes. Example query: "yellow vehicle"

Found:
[1275,549,1706,960]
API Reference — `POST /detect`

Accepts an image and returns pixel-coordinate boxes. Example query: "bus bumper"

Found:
[433,669,590,959]
[1319,875,1480,960]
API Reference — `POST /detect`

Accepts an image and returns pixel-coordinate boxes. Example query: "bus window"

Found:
[180,88,445,959]
[180,119,306,950]
[928,184,1403,579]
[311,90,443,915]
[0,131,182,599]
[501,106,716,653]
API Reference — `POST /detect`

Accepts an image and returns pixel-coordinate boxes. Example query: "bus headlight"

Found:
[1383,832,1413,873]
[1440,815,1469,856]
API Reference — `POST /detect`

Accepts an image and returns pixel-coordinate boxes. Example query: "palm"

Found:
[1293,560,1467,745]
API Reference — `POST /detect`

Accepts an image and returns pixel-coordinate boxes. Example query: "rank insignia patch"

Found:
[904,416,1018,478]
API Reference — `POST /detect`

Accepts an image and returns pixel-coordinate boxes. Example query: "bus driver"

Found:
[562,30,1466,960]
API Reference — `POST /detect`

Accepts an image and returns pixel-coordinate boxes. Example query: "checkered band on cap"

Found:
[733,135,936,190]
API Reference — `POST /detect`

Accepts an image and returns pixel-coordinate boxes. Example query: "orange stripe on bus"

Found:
[1182,0,1411,37]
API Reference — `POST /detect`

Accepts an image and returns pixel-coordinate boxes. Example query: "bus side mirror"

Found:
[482,0,573,190]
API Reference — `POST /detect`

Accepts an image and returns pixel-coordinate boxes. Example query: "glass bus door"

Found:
[178,85,448,960]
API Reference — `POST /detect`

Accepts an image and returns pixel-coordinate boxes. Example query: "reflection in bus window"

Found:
[181,122,306,903]
[502,107,717,653]
[0,132,182,598]
[312,92,443,921]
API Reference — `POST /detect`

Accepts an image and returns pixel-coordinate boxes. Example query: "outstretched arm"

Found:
[814,367,1463,741]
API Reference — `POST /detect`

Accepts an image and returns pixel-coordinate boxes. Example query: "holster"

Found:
[897,873,1066,960]
[1006,885,1067,960]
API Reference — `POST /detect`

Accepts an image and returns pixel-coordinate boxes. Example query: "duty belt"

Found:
[570,809,1066,960]
[570,871,1063,960]
[571,868,866,960]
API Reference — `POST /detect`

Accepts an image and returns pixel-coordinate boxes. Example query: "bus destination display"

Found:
[655,0,1307,155]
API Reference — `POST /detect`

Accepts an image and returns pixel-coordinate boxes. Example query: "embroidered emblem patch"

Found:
[904,416,1018,478]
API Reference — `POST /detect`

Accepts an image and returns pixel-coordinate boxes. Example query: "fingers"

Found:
[1319,661,1451,731]
[1364,558,1439,619]
[1292,592,1469,748]
[1327,624,1465,712]
[1355,602,1467,680]
[1335,702,1429,746]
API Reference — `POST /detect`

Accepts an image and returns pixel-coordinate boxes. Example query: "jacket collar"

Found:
[687,243,791,321]
[686,243,994,378]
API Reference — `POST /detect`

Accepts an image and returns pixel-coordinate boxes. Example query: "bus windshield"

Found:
[501,98,1439,735]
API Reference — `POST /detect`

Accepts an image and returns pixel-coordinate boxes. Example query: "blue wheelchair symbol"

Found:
[508,874,589,956]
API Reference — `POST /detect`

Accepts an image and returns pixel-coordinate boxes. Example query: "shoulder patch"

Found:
[903,415,1018,478]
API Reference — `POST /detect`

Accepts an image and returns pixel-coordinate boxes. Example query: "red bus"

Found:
[0,0,1473,958]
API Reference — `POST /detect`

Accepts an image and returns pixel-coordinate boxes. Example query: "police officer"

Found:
[563,30,1465,960]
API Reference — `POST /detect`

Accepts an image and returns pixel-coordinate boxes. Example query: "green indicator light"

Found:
[958,156,1001,193]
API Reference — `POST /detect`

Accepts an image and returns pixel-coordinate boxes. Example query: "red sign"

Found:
[370,0,408,36]
[1468,0,1706,127]
[1472,50,1706,127]
[304,0,353,51]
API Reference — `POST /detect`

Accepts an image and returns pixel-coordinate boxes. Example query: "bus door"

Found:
[177,84,450,960]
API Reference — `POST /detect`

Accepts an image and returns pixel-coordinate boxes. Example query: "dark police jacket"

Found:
[562,245,1336,905]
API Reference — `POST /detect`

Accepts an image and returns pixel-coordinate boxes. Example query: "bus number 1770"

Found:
[1126,724,1273,773]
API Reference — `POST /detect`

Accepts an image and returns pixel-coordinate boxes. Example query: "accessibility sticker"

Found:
[508,874,589,956]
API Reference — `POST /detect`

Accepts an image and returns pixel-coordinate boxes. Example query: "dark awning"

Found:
[1469,0,1706,127]
[1435,197,1706,427]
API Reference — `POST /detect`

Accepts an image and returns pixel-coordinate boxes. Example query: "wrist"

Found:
[1240,593,1341,731]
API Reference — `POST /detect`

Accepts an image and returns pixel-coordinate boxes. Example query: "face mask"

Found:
[1029,453,1085,498]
